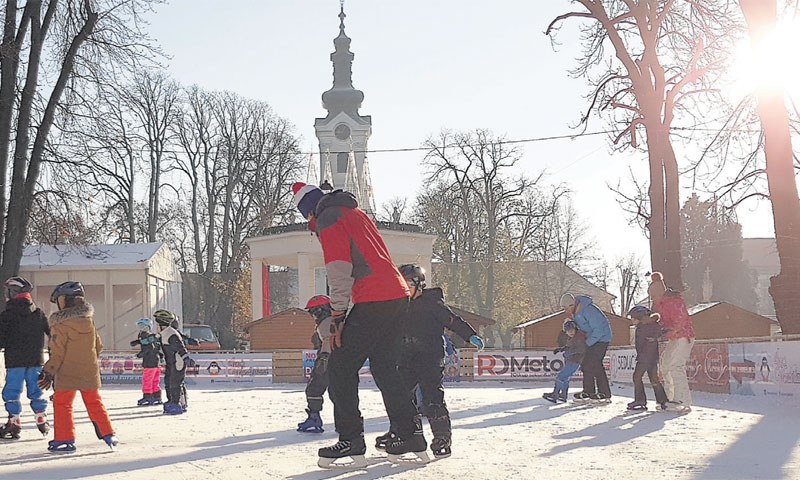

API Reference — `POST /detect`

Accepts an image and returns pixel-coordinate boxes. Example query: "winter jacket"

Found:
[634,322,663,366]
[311,313,333,355]
[571,295,613,346]
[313,191,410,311]
[159,325,188,369]
[653,291,694,340]
[401,288,477,361]
[0,297,50,368]
[131,332,162,369]
[557,330,587,365]
[43,301,103,391]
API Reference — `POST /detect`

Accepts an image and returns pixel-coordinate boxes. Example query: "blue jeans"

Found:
[3,367,47,415]
[554,362,581,398]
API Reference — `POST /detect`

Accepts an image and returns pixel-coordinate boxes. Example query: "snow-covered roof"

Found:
[21,243,165,271]
[688,302,721,315]
[513,310,566,330]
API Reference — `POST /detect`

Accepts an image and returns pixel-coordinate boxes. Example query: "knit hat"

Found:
[647,272,667,300]
[559,293,576,309]
[292,182,324,219]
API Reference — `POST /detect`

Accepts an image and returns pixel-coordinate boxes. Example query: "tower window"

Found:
[337,152,349,173]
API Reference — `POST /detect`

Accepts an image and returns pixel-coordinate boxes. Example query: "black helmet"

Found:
[398,264,426,291]
[50,281,85,304]
[5,276,33,299]
[154,309,176,327]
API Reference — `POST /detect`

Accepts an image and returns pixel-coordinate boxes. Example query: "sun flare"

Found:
[730,18,800,98]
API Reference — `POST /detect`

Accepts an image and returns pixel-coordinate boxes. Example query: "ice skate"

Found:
[430,437,451,459]
[47,439,76,453]
[151,391,163,406]
[375,430,397,450]
[542,392,558,403]
[663,401,691,414]
[557,392,568,403]
[385,417,430,464]
[591,393,612,404]
[572,392,592,404]
[163,402,184,415]
[318,436,368,469]
[0,415,21,440]
[626,401,647,411]
[297,409,324,433]
[35,412,50,436]
[137,393,151,406]
[103,433,119,450]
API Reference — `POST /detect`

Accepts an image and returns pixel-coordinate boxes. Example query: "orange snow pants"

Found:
[53,389,114,442]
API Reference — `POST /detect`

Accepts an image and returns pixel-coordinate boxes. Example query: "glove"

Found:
[553,346,566,355]
[315,352,329,375]
[175,353,188,371]
[329,310,346,350]
[469,335,485,351]
[37,371,54,391]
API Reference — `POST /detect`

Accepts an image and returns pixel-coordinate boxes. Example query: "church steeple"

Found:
[321,1,364,119]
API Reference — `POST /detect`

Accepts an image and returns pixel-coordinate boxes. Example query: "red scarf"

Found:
[14,292,33,302]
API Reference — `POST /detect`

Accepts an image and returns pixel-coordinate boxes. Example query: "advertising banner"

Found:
[729,341,800,398]
[474,351,581,380]
[99,352,273,387]
[609,349,637,384]
[686,343,730,394]
[444,350,461,383]
[302,350,317,383]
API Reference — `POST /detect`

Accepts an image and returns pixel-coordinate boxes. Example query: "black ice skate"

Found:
[318,435,367,469]
[385,417,430,464]
[572,392,592,404]
[430,437,451,459]
[590,393,612,404]
[374,430,397,450]
[0,415,21,440]
[542,392,558,403]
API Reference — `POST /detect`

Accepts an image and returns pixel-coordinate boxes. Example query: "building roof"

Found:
[687,302,721,315]
[21,243,166,271]
[688,301,777,324]
[243,308,311,332]
[450,306,496,327]
[512,310,565,330]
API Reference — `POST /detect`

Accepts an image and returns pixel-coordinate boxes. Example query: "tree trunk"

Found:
[741,0,800,335]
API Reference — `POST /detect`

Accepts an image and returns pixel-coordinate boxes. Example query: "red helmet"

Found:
[305,295,331,309]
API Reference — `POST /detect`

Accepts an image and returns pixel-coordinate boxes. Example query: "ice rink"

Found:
[0,383,798,479]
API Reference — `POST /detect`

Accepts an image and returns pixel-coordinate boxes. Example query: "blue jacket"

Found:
[571,295,612,346]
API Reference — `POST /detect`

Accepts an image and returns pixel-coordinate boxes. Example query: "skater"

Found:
[292,182,425,467]
[648,272,694,413]
[543,319,586,404]
[153,310,189,415]
[626,306,668,411]
[560,294,613,404]
[39,281,118,452]
[130,318,162,406]
[297,295,334,433]
[0,277,51,440]
[376,264,483,459]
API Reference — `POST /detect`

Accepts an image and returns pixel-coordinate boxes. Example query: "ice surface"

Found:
[0,383,798,479]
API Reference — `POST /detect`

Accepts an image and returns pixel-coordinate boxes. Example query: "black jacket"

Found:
[160,325,188,368]
[635,322,663,366]
[131,332,162,369]
[0,297,50,368]
[401,288,477,361]
[557,330,587,365]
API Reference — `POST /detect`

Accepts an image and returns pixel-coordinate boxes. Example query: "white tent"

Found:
[20,243,182,351]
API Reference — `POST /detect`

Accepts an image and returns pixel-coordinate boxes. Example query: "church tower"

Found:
[314,2,376,216]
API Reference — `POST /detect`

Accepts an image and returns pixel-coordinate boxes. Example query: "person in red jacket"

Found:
[292,183,427,467]
[648,272,694,413]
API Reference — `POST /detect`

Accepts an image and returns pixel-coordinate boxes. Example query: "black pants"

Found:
[164,364,186,406]
[633,362,668,404]
[328,297,417,441]
[581,341,611,397]
[306,352,331,413]
[399,354,450,440]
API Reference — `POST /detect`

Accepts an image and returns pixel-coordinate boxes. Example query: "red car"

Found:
[182,324,221,351]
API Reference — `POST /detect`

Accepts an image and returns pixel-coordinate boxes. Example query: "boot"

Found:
[297,409,324,433]
[35,411,50,435]
[151,390,163,406]
[430,436,452,458]
[542,392,558,403]
[375,430,397,450]
[163,402,184,415]
[318,434,367,468]
[48,439,76,452]
[0,414,21,440]
[385,415,429,464]
[137,393,151,406]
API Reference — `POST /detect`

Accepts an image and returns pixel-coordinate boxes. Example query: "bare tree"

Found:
[379,197,408,223]
[616,253,643,315]
[547,0,736,290]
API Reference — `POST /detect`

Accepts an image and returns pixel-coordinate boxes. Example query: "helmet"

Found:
[562,319,578,333]
[398,264,426,291]
[5,276,33,299]
[628,305,652,320]
[153,309,176,327]
[136,318,153,332]
[50,281,85,304]
[305,295,331,320]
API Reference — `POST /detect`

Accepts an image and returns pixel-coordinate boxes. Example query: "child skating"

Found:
[130,318,163,406]
[543,319,586,403]
[153,310,189,415]
[0,277,51,439]
[627,306,669,411]
[39,281,118,452]
[297,295,334,433]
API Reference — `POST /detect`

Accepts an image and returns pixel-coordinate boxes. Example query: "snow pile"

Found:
[0,383,798,479]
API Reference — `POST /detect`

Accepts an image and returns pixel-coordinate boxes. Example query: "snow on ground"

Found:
[1,382,798,480]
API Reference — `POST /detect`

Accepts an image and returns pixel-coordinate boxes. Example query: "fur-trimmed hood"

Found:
[49,303,94,327]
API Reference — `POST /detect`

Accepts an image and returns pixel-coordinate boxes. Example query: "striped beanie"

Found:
[292,182,324,219]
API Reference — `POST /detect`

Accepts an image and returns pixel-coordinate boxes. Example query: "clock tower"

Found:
[314,2,376,216]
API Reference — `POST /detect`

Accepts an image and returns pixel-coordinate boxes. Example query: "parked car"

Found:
[182,324,221,350]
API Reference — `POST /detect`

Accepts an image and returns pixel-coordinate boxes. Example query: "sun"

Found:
[730,18,800,99]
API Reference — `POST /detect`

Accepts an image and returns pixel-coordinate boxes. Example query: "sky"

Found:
[144,0,777,284]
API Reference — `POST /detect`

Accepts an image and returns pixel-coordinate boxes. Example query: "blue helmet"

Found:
[628,305,652,320]
[563,319,578,333]
[136,318,153,332]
